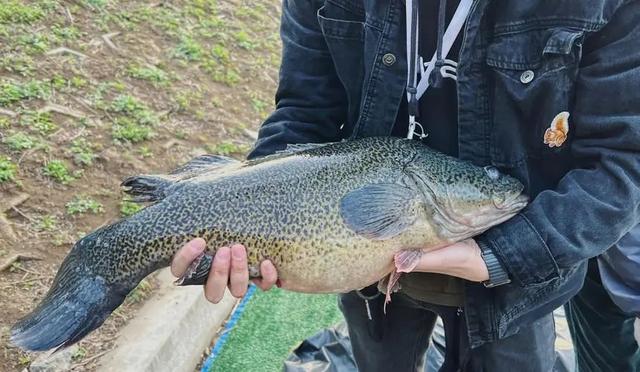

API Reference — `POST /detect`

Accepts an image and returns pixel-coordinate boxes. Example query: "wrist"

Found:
[477,238,511,287]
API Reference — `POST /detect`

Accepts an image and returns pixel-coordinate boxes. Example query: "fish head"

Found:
[413,158,528,240]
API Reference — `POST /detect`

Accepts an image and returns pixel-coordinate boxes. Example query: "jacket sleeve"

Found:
[481,2,640,286]
[247,0,347,159]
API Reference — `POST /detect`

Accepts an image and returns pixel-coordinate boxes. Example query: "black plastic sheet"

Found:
[284,310,575,372]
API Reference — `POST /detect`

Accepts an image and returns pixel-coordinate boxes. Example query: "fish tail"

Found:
[11,229,132,351]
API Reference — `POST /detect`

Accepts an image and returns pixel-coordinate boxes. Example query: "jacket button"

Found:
[382,53,396,66]
[520,70,535,84]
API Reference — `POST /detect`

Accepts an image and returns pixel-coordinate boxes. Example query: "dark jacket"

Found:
[248,0,640,347]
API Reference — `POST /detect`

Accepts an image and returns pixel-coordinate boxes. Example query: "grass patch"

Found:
[37,215,58,231]
[0,156,17,183]
[234,31,256,50]
[138,146,153,158]
[43,159,75,184]
[112,117,153,143]
[110,94,158,125]
[120,200,142,217]
[1,54,35,76]
[127,64,169,85]
[15,32,52,54]
[206,141,248,156]
[3,132,39,151]
[0,79,50,106]
[70,138,97,166]
[0,1,46,24]
[51,25,82,41]
[20,111,57,134]
[66,195,104,215]
[174,37,203,61]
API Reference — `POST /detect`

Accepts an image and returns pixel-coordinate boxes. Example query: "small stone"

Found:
[29,345,78,372]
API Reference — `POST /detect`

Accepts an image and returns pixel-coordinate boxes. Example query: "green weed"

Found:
[0,118,9,129]
[17,354,31,366]
[112,118,153,143]
[71,346,87,362]
[0,79,50,106]
[83,0,108,9]
[16,33,51,53]
[51,75,66,90]
[70,76,88,88]
[110,95,158,125]
[251,98,269,114]
[210,67,240,86]
[20,111,57,134]
[66,195,104,215]
[0,156,17,183]
[125,279,152,304]
[51,25,81,41]
[138,146,153,158]
[0,1,45,24]
[234,31,256,50]
[174,37,203,61]
[70,138,97,166]
[211,44,230,63]
[3,132,39,151]
[120,200,142,217]
[206,141,248,156]
[37,215,57,231]
[1,54,35,76]
[127,64,169,85]
[43,159,75,184]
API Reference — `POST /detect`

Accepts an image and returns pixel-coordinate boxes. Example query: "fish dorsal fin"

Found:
[121,155,239,203]
[169,154,237,176]
[246,142,335,166]
[280,142,333,153]
[340,183,419,240]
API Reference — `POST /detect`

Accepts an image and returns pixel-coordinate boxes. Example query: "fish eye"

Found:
[484,166,500,180]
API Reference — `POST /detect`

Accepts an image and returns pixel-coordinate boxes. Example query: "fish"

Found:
[11,137,528,351]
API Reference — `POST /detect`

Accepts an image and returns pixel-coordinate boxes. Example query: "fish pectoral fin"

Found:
[169,154,238,178]
[121,175,174,202]
[340,183,418,240]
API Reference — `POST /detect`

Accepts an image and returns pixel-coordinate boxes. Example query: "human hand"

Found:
[171,238,278,303]
[412,239,490,282]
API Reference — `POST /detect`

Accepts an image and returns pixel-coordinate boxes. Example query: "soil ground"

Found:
[0,0,280,370]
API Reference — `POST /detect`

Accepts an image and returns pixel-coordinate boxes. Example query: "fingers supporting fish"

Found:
[204,246,231,303]
[170,238,206,277]
[174,252,213,286]
[229,244,249,298]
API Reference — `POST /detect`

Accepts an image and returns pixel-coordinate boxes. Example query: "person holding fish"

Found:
[11,1,639,371]
[171,0,640,371]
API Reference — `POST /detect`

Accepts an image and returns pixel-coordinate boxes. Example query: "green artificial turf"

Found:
[209,288,344,372]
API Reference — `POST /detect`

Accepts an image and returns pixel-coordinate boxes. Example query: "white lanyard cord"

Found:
[405,0,473,139]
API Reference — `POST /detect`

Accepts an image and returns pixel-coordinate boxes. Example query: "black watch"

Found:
[477,239,511,288]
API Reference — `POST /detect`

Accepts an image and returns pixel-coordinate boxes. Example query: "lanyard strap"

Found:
[405,0,473,139]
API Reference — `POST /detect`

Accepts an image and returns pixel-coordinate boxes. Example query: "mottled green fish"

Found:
[11,137,527,351]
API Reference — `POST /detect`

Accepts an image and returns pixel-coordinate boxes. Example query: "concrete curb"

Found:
[97,268,237,372]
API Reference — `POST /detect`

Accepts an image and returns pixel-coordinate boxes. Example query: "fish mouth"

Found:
[430,193,529,241]
[494,193,529,212]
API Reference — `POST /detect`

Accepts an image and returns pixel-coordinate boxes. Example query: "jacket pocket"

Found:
[486,28,584,167]
[317,0,367,134]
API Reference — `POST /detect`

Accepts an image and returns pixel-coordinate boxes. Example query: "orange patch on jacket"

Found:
[544,111,570,148]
